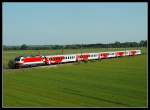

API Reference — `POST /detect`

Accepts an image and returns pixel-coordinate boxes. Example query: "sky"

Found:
[3,2,147,45]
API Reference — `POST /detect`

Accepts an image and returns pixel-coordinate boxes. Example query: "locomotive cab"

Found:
[15,56,24,68]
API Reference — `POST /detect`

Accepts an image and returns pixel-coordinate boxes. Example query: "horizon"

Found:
[3,39,146,47]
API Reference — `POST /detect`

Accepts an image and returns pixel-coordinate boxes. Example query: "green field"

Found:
[3,48,147,107]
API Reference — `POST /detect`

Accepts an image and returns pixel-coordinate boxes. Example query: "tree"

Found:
[114,41,121,48]
[20,44,28,50]
[8,59,15,69]
[139,40,147,47]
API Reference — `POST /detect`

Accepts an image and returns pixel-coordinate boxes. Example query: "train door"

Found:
[100,53,109,59]
[116,52,124,57]
[129,51,136,56]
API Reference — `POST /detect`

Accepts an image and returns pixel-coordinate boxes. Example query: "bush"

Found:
[8,59,15,69]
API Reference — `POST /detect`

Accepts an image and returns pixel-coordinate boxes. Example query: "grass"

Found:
[3,48,147,107]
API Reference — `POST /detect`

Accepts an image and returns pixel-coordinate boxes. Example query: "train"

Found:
[14,49,141,68]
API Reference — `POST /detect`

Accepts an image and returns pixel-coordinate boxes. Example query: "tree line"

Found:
[3,40,147,50]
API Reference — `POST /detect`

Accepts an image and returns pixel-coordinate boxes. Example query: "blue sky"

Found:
[3,2,147,45]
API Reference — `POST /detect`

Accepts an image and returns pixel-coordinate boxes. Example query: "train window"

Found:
[110,53,114,55]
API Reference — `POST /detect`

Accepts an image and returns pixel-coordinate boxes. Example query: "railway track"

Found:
[3,62,76,73]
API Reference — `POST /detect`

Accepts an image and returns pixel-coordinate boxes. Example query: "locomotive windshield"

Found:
[15,57,21,61]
